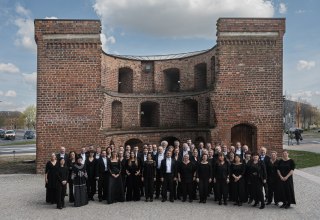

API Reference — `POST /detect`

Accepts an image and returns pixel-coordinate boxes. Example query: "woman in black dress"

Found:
[247,152,266,209]
[67,151,76,203]
[277,150,296,209]
[119,151,127,193]
[45,153,57,204]
[107,151,125,204]
[191,148,199,200]
[178,154,196,202]
[72,155,88,207]
[230,154,247,206]
[196,154,212,203]
[56,158,69,209]
[213,153,230,205]
[172,147,181,200]
[266,151,279,205]
[142,153,156,202]
[125,151,141,201]
[85,150,97,201]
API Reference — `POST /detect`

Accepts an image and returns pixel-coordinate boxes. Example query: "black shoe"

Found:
[234,202,238,206]
[150,199,153,202]
[248,199,253,204]
[170,199,174,202]
[145,198,148,202]
[280,203,286,208]
[238,202,242,206]
[224,201,228,205]
[57,207,62,209]
[266,202,271,205]
[182,199,186,202]
[275,202,279,206]
[99,199,102,202]
[285,204,290,209]
[219,201,222,205]
[155,196,159,199]
[252,202,258,207]
[189,199,193,203]
[203,200,206,204]
[259,204,265,209]
[161,199,166,202]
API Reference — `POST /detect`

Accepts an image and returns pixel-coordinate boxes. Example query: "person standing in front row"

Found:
[196,154,212,203]
[56,158,69,209]
[214,153,229,205]
[230,154,247,206]
[277,150,296,209]
[72,155,88,207]
[45,153,57,204]
[96,150,110,202]
[155,146,165,199]
[125,151,141,201]
[142,153,156,202]
[161,150,177,202]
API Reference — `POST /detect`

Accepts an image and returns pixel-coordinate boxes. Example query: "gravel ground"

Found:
[0,173,319,220]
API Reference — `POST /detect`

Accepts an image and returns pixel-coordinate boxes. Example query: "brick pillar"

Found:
[213,18,285,152]
[35,19,103,173]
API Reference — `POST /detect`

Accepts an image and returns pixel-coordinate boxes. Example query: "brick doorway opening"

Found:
[231,124,257,152]
[125,138,143,150]
[140,101,160,127]
[160,136,180,147]
[164,68,180,92]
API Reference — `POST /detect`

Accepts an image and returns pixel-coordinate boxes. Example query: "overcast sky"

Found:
[0,0,319,112]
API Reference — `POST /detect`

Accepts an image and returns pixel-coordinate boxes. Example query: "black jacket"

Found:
[160,157,178,178]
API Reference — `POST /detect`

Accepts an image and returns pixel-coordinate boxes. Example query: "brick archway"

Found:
[160,136,180,147]
[125,138,143,150]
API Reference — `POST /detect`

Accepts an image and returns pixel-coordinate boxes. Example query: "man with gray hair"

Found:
[161,140,168,154]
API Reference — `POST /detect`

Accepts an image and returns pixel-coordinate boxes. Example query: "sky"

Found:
[0,0,319,112]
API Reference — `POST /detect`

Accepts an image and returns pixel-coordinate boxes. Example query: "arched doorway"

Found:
[194,136,206,147]
[160,136,180,147]
[124,138,143,150]
[231,124,257,152]
[140,101,160,127]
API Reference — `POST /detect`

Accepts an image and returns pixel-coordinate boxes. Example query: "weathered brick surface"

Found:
[36,18,285,173]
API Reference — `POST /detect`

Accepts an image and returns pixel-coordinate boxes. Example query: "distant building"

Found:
[35,18,285,173]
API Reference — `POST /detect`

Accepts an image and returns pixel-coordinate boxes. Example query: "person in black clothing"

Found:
[85,150,97,201]
[96,150,110,202]
[67,151,76,203]
[45,153,58,204]
[259,147,270,202]
[214,153,230,205]
[56,158,69,209]
[244,151,253,204]
[107,151,125,204]
[191,148,199,200]
[178,153,196,202]
[155,146,165,199]
[56,146,68,162]
[196,154,212,203]
[125,151,141,201]
[172,147,181,200]
[119,151,127,193]
[230,154,247,206]
[247,152,267,209]
[142,153,156,202]
[266,151,279,205]
[160,150,177,202]
[277,150,296,209]
[72,155,88,207]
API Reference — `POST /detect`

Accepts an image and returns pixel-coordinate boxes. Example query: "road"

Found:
[0,144,36,155]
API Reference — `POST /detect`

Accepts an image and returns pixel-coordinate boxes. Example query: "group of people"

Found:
[45,139,296,210]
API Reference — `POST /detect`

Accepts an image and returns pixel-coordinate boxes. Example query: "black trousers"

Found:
[56,183,66,208]
[86,177,96,199]
[68,180,74,202]
[181,181,193,201]
[173,180,182,200]
[263,182,268,200]
[192,180,198,200]
[251,178,265,205]
[144,177,154,199]
[155,169,162,198]
[199,179,209,202]
[162,173,174,200]
[98,172,108,200]
[46,187,57,204]
[215,179,228,202]
[267,181,277,203]
[126,175,140,201]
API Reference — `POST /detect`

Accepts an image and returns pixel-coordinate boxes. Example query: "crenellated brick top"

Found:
[34,19,101,36]
[217,18,285,36]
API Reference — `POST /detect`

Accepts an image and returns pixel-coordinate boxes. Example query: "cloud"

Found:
[297,60,316,71]
[93,0,275,39]
[279,3,287,14]
[0,63,20,73]
[100,33,116,52]
[23,72,37,85]
[45,16,58,19]
[0,101,27,112]
[290,90,320,105]
[0,91,3,96]
[14,5,36,52]
[295,9,306,14]
[4,90,17,97]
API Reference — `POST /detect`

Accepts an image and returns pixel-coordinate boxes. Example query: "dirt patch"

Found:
[0,155,36,174]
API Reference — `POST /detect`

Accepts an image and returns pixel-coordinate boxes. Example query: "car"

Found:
[4,130,15,140]
[0,129,5,138]
[24,130,35,139]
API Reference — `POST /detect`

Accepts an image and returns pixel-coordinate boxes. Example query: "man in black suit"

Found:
[178,143,192,162]
[160,150,177,202]
[96,150,110,202]
[56,146,68,161]
[155,146,165,199]
[197,142,205,159]
[259,147,270,202]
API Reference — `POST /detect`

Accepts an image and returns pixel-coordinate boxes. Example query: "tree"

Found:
[23,105,36,130]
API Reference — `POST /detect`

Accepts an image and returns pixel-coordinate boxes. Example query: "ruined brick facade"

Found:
[35,18,285,173]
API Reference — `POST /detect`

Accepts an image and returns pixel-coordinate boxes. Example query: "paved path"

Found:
[0,144,36,155]
[0,171,319,220]
[284,143,320,154]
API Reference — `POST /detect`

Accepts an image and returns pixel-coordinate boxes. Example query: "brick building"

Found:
[35,18,285,173]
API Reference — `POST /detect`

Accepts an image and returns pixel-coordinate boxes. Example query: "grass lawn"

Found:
[0,140,36,146]
[288,150,320,169]
[0,155,36,174]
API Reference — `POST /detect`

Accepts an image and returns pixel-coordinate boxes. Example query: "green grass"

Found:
[0,155,36,174]
[288,150,320,169]
[0,140,36,146]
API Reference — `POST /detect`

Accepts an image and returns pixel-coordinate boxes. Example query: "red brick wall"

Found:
[35,20,105,173]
